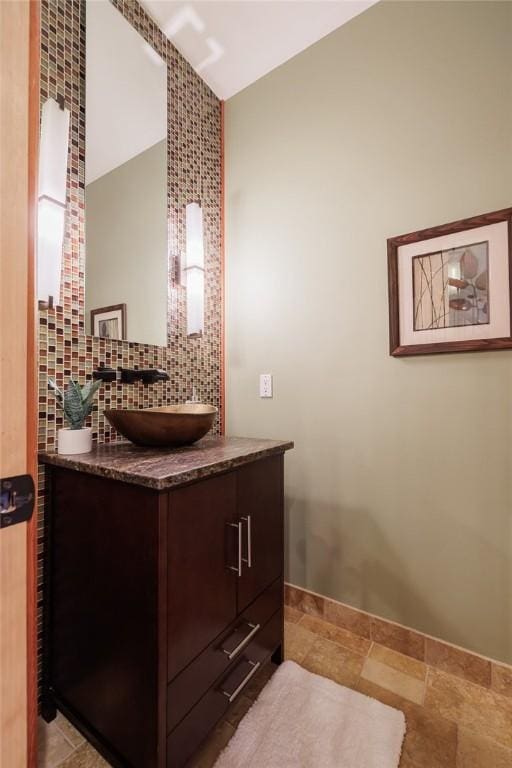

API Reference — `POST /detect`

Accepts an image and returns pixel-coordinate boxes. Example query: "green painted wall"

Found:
[225,1,512,662]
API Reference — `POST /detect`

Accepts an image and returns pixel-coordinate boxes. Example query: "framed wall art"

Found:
[388,207,512,356]
[90,303,127,341]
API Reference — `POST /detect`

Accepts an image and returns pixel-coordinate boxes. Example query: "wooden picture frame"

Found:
[90,303,127,341]
[388,207,512,356]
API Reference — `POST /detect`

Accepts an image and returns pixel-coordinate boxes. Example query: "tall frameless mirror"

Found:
[85,0,168,346]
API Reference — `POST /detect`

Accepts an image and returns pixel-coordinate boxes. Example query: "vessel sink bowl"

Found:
[104,404,218,447]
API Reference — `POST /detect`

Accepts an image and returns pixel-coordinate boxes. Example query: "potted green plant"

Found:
[48,378,101,454]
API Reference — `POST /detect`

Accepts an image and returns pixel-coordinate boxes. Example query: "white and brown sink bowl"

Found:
[104,404,218,447]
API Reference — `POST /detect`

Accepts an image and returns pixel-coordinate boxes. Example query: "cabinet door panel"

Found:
[167,473,237,680]
[48,469,164,768]
[237,456,283,611]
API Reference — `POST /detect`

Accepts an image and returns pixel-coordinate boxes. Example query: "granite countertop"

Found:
[39,436,294,491]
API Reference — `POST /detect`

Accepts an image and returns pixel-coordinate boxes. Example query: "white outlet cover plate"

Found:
[259,374,273,398]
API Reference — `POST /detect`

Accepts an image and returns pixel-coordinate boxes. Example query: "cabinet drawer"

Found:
[167,610,282,768]
[167,578,282,732]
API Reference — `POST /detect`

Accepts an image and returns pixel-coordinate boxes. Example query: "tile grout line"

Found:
[52,744,78,768]
[53,720,80,752]
[421,665,430,707]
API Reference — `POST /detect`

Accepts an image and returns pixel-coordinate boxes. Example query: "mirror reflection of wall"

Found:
[85,0,168,347]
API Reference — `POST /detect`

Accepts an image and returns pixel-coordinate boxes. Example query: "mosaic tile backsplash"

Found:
[38,0,222,692]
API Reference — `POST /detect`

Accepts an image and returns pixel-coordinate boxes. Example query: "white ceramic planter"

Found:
[57,427,92,455]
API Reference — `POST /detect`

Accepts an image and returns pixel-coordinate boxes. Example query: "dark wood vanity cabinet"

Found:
[43,450,287,768]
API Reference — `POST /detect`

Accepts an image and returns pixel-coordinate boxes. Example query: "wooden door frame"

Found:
[0,1,39,765]
[28,1,40,765]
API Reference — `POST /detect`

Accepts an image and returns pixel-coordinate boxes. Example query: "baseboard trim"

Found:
[284,582,512,697]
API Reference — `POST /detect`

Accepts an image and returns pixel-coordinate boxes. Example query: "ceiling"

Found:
[140,0,377,100]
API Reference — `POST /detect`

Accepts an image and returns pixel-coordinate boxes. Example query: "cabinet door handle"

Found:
[241,515,252,568]
[221,622,260,661]
[221,660,261,703]
[227,522,242,577]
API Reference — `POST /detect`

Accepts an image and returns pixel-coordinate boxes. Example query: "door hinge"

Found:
[0,474,35,528]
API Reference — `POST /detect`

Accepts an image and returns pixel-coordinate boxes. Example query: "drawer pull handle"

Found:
[227,522,242,577]
[221,660,261,703]
[221,622,260,661]
[241,515,252,568]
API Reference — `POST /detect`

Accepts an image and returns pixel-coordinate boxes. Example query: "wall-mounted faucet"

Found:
[140,369,170,385]
[119,368,170,385]
[93,366,170,384]
[93,364,116,382]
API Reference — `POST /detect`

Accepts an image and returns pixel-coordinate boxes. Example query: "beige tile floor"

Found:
[39,608,512,767]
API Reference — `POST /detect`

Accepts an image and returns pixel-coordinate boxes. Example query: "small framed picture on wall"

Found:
[91,303,127,341]
[387,207,512,356]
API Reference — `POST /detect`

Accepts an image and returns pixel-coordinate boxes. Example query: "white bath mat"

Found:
[214,660,406,768]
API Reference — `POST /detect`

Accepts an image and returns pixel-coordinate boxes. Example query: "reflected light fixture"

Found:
[185,201,205,336]
[37,95,70,308]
